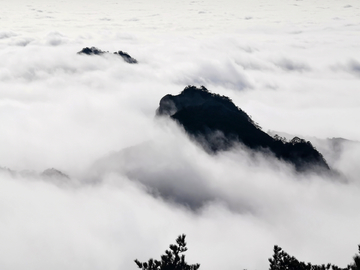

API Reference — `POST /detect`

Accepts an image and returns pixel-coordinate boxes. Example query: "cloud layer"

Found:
[1,0,360,269]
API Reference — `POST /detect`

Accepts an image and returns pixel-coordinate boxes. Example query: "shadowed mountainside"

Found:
[157,86,329,172]
[88,86,336,209]
[41,168,70,179]
[78,47,138,63]
[0,166,69,181]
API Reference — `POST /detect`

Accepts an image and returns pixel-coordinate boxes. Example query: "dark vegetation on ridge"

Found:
[135,235,200,270]
[269,245,360,270]
[78,47,105,55]
[77,47,138,63]
[157,86,329,172]
[135,235,360,270]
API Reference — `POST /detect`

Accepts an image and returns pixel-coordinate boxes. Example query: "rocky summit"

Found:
[78,47,138,63]
[157,85,330,172]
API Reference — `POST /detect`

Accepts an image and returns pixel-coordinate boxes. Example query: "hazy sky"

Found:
[1,1,360,270]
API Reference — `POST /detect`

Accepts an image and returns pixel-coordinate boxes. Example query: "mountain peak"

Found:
[77,47,138,63]
[158,85,242,115]
[157,86,330,172]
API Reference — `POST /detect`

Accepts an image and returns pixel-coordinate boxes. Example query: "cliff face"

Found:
[157,86,330,172]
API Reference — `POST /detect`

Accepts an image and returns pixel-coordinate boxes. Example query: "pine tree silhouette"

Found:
[134,234,200,270]
[349,245,360,270]
[269,245,360,270]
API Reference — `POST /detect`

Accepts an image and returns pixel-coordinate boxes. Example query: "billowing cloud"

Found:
[273,58,311,72]
[0,31,17,39]
[1,0,360,270]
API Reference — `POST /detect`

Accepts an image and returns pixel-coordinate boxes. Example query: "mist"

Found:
[1,0,360,269]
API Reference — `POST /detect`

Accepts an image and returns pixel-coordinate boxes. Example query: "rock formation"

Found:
[78,47,138,63]
[157,85,330,172]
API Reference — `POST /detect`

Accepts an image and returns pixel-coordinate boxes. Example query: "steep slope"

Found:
[157,86,330,172]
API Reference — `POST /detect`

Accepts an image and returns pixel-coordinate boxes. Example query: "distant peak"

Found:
[77,46,105,55]
[41,168,70,179]
[78,47,138,64]
[114,51,138,63]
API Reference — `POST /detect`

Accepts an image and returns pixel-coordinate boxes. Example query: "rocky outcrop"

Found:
[114,51,138,63]
[77,47,105,55]
[157,85,330,172]
[78,47,138,63]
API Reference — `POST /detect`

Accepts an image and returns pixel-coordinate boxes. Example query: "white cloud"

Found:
[0,31,17,39]
[1,0,360,269]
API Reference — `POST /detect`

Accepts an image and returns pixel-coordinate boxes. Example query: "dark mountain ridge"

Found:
[77,47,138,64]
[157,86,330,172]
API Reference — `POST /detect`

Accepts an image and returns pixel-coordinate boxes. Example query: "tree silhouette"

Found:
[349,245,360,270]
[135,236,359,270]
[269,245,360,270]
[134,234,200,270]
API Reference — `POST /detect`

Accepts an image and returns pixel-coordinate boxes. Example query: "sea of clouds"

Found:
[1,0,360,269]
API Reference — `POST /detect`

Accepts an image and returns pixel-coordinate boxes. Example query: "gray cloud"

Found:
[273,58,311,72]
[331,59,360,77]
[348,60,360,74]
[0,31,17,39]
